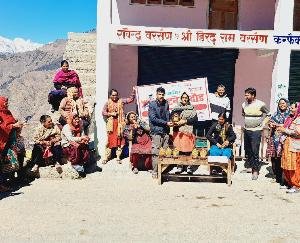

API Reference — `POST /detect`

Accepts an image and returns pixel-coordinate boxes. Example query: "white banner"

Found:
[136,78,211,123]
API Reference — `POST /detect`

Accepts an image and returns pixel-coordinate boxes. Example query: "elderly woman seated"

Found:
[59,87,90,134]
[123,111,152,174]
[30,115,63,173]
[48,60,83,112]
[61,114,91,177]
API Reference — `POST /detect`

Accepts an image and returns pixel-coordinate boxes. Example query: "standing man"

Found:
[242,87,270,180]
[209,84,231,122]
[149,87,173,179]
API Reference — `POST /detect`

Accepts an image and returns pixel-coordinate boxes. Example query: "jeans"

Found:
[244,130,262,172]
[151,134,169,173]
[209,145,232,159]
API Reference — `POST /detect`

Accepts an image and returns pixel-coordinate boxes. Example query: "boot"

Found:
[116,147,122,164]
[102,147,111,164]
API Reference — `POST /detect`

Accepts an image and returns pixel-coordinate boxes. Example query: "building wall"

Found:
[239,0,275,30]
[114,0,209,28]
[110,45,138,113]
[233,49,274,125]
[114,0,275,30]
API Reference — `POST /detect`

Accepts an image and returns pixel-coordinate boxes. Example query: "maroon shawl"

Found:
[0,96,16,151]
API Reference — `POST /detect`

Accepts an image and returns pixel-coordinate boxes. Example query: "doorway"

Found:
[208,0,238,30]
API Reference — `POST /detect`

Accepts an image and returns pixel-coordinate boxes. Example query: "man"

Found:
[242,87,270,180]
[148,87,173,179]
[209,84,231,122]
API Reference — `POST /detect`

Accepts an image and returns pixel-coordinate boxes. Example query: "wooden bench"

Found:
[157,155,232,186]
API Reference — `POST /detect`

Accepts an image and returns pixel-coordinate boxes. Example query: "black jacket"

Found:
[206,122,236,147]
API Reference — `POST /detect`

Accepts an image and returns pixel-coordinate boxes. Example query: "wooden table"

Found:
[158,156,232,186]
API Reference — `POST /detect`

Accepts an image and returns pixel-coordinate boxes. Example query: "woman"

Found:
[102,88,135,164]
[266,98,290,185]
[48,60,83,111]
[59,87,90,134]
[61,114,90,177]
[172,92,198,174]
[206,113,236,174]
[276,102,300,193]
[0,96,23,191]
[30,115,63,173]
[123,111,152,174]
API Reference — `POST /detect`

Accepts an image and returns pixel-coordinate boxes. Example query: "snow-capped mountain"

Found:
[0,36,43,53]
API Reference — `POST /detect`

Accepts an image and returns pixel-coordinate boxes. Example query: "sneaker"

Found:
[252,171,259,180]
[152,172,158,179]
[175,166,183,174]
[240,168,252,173]
[132,167,139,174]
[187,167,193,175]
[286,187,300,194]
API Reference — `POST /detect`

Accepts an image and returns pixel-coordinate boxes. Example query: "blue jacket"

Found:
[148,99,170,135]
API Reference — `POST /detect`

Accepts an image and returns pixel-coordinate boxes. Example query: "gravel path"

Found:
[1,159,300,242]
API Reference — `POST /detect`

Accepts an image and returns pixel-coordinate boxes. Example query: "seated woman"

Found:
[276,102,300,193]
[61,114,90,177]
[30,115,63,173]
[123,111,152,174]
[0,96,24,191]
[206,112,236,159]
[59,87,90,134]
[48,60,83,112]
[171,92,198,174]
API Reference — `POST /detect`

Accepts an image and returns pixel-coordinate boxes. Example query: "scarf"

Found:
[107,98,125,137]
[278,102,300,154]
[269,98,290,152]
[53,69,80,85]
[0,96,17,151]
[172,102,197,134]
[215,122,229,143]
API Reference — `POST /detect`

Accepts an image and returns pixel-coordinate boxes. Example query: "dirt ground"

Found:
[1,158,300,243]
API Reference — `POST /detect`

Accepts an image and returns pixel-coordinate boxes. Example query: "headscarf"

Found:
[0,96,17,151]
[271,98,290,124]
[269,98,290,153]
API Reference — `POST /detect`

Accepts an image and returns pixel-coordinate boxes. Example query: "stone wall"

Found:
[63,32,96,100]
[63,32,97,143]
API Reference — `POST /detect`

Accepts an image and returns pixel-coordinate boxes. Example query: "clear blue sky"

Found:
[0,0,97,44]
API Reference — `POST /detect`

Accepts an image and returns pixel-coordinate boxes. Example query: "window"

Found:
[147,0,162,4]
[130,0,146,3]
[130,0,194,7]
[163,0,178,5]
[179,0,194,6]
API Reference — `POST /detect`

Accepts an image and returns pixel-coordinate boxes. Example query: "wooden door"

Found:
[294,0,300,31]
[209,0,238,30]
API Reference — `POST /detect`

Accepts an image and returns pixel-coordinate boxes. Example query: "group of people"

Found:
[0,60,94,192]
[101,83,300,194]
[101,85,237,179]
[1,65,299,194]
